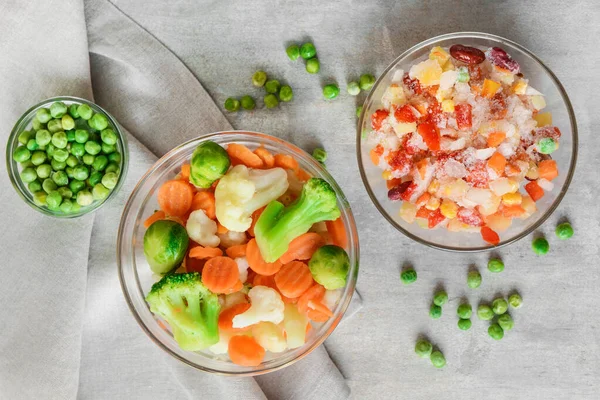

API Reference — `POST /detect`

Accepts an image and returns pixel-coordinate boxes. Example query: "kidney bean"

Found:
[449,44,485,65]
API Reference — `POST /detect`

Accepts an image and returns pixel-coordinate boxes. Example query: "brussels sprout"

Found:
[189,141,231,188]
[143,220,189,274]
[308,245,349,290]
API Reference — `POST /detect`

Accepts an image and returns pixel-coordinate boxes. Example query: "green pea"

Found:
[433,290,448,306]
[65,167,75,179]
[508,293,523,309]
[429,304,442,319]
[497,314,514,331]
[300,42,316,59]
[77,104,93,120]
[347,81,361,96]
[85,141,102,155]
[71,142,85,157]
[33,191,47,206]
[89,113,109,131]
[537,138,556,154]
[414,339,432,358]
[458,318,472,331]
[42,178,57,194]
[51,159,67,171]
[87,171,103,187]
[323,84,340,99]
[18,130,34,145]
[36,164,52,179]
[488,323,504,340]
[50,102,67,118]
[61,115,75,131]
[359,74,376,90]
[356,106,363,118]
[66,130,76,142]
[467,270,482,288]
[265,80,280,94]
[36,108,52,123]
[312,148,327,163]
[264,94,279,109]
[224,98,240,112]
[83,154,95,166]
[36,129,52,146]
[46,190,63,209]
[31,151,47,166]
[487,258,504,273]
[28,180,42,193]
[102,172,119,189]
[105,162,120,174]
[101,142,116,154]
[53,148,69,163]
[12,146,31,163]
[100,128,117,145]
[430,350,446,368]
[51,131,68,149]
[400,268,417,284]
[532,237,549,255]
[47,119,63,133]
[20,160,34,168]
[53,170,69,186]
[20,167,38,183]
[252,70,268,87]
[69,179,86,194]
[66,155,79,168]
[91,155,108,171]
[59,199,73,213]
[457,303,472,319]
[73,165,90,181]
[279,85,293,102]
[46,143,56,158]
[492,298,508,315]
[27,139,39,151]
[457,66,470,83]
[75,129,89,143]
[555,222,573,240]
[77,190,94,206]
[68,104,80,118]
[240,96,256,110]
[58,187,73,199]
[92,183,110,200]
[32,117,45,131]
[306,58,320,74]
[286,44,300,61]
[108,152,121,164]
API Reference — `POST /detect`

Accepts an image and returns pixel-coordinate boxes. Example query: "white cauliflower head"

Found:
[235,257,250,283]
[231,286,284,329]
[217,230,247,248]
[186,210,220,247]
[215,165,289,232]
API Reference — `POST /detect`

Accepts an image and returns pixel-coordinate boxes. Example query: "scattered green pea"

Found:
[458,318,472,330]
[66,130,76,142]
[467,270,482,288]
[359,74,376,90]
[42,178,57,194]
[430,350,446,368]
[28,180,42,193]
[69,179,86,194]
[58,187,73,199]
[46,190,63,209]
[400,268,417,285]
[71,142,85,157]
[279,85,293,102]
[300,42,316,59]
[20,168,38,183]
[88,171,103,187]
[497,314,514,331]
[73,165,90,181]
[492,298,508,315]
[32,117,45,131]
[488,323,504,340]
[92,183,110,200]
[33,191,47,206]
[102,172,119,189]
[323,84,340,100]
[20,160,34,168]
[66,155,79,168]
[108,152,121,164]
[477,304,494,320]
[89,113,108,131]
[50,102,67,118]
[102,142,116,154]
[92,155,108,171]
[36,164,52,179]
[433,290,448,306]
[18,130,34,145]
[414,340,433,358]
[286,44,300,61]
[532,237,549,255]
[13,146,31,163]
[508,293,523,309]
[264,94,279,109]
[312,148,327,164]
[75,129,89,143]
[537,138,557,154]
[306,58,320,74]
[46,143,56,158]
[457,67,470,83]
[457,303,472,319]
[47,119,63,133]
[487,258,504,273]
[68,104,80,119]
[101,128,118,145]
[53,149,69,163]
[252,71,268,87]
[235,95,254,111]
[31,151,47,166]
[555,222,573,240]
[61,115,75,131]
[27,139,39,151]
[347,81,361,96]
[51,131,68,149]
[83,154,95,166]
[36,130,52,146]
[59,199,73,213]
[429,304,442,319]
[36,108,52,124]
[76,190,93,206]
[105,162,120,174]
[265,80,281,94]
[77,104,93,120]
[51,159,66,171]
[224,97,240,112]
[85,141,102,155]
[52,171,69,186]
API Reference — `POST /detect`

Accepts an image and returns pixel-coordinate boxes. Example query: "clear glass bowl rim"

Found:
[356,31,578,252]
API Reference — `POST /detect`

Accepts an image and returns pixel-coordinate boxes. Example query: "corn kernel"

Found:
[393,122,417,135]
[442,59,455,72]
[512,80,528,94]
[382,170,392,180]
[439,199,458,219]
[425,196,440,211]
[427,179,440,194]
[429,46,450,66]
[502,192,522,206]
[531,95,546,110]
[441,99,455,113]
[533,112,552,127]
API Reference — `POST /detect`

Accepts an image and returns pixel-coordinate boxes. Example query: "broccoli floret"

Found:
[254,178,341,262]
[145,272,220,351]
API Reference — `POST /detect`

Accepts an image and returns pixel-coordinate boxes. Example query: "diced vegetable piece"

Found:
[525,181,544,201]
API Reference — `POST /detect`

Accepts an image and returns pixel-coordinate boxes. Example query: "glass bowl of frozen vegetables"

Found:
[117,131,359,375]
[6,96,128,217]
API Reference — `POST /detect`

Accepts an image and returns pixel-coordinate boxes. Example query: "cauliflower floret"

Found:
[186,210,219,247]
[217,230,247,248]
[232,286,284,329]
[215,165,289,232]
[208,331,232,355]
[286,169,304,195]
[252,322,287,353]
[322,289,342,310]
[235,257,250,283]
[222,291,248,309]
[282,303,309,349]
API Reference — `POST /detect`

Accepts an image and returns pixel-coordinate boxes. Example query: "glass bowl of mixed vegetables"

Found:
[6,96,128,217]
[118,131,359,375]
[357,32,577,251]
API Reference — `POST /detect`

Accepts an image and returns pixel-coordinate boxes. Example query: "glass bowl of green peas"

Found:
[6,96,128,217]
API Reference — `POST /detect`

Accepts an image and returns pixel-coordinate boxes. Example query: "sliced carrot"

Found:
[218,303,251,333]
[226,244,248,259]
[180,164,191,181]
[386,177,403,190]
[157,180,194,217]
[189,246,223,259]
[416,192,431,207]
[217,222,229,234]
[274,154,299,172]
[298,284,326,314]
[202,256,241,294]
[307,308,331,322]
[190,191,216,219]
[227,143,263,169]
[246,238,282,276]
[326,217,348,249]
[253,273,278,291]
[416,206,429,219]
[248,207,265,237]
[487,131,506,147]
[538,160,558,181]
[296,168,311,182]
[501,204,526,218]
[254,147,275,168]
[481,226,500,245]
[223,280,244,294]
[228,335,265,367]
[525,181,544,201]
[279,233,325,264]
[144,210,166,228]
[274,261,314,299]
[306,300,333,322]
[487,152,507,175]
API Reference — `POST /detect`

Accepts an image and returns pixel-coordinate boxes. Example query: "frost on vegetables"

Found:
[141,140,350,366]
[365,44,563,245]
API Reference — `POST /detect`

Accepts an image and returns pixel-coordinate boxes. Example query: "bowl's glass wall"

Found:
[6,96,129,218]
[358,33,576,251]
[118,131,359,375]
